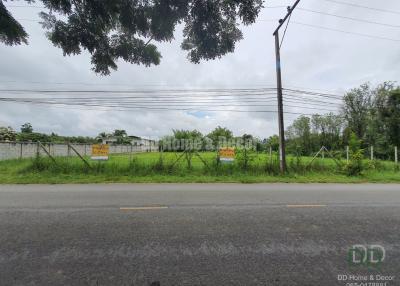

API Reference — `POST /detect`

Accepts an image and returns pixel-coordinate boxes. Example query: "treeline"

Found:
[285,82,400,159]
[0,123,98,144]
[0,124,140,145]
[160,127,265,151]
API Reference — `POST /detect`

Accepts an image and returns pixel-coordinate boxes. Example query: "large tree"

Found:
[341,83,373,141]
[375,87,400,147]
[207,126,233,148]
[0,126,16,141]
[21,122,33,133]
[1,0,263,74]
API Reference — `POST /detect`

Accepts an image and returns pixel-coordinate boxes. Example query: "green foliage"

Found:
[236,148,256,171]
[0,126,16,141]
[343,133,364,176]
[1,152,399,184]
[266,135,279,150]
[1,0,263,74]
[173,129,203,140]
[207,126,234,149]
[286,113,344,156]
[21,123,33,133]
[0,1,29,45]
[342,83,373,140]
[113,129,127,137]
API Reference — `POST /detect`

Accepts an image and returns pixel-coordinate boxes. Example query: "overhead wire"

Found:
[320,0,400,15]
[297,7,400,28]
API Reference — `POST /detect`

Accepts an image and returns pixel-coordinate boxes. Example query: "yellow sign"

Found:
[91,144,109,160]
[219,147,235,162]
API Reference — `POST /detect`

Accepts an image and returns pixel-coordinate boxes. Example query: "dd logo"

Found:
[348,245,385,266]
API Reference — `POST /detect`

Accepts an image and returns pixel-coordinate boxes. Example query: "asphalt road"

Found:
[0,184,399,286]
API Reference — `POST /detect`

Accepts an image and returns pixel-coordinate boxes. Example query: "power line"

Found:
[0,88,277,94]
[257,20,400,42]
[280,11,293,48]
[321,0,400,15]
[0,98,321,115]
[290,21,400,42]
[284,88,343,100]
[284,97,342,107]
[298,7,400,28]
[0,80,342,94]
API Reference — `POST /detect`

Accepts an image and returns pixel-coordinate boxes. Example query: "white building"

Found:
[101,135,158,151]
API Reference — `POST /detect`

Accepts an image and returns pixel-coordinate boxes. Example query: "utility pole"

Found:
[273,0,301,173]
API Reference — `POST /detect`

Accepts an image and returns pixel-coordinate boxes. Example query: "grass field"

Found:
[0,151,399,184]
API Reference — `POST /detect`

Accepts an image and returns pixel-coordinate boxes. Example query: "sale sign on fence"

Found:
[91,144,109,161]
[219,147,235,163]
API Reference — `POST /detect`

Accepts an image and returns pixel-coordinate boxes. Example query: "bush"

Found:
[343,150,363,176]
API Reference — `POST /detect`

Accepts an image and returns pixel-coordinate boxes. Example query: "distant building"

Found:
[101,136,119,145]
[129,136,157,151]
[101,135,158,151]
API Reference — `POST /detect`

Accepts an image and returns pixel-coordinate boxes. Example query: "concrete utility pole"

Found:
[273,0,301,174]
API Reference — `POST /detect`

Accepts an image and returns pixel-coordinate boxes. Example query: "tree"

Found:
[286,115,312,155]
[0,1,29,45]
[341,83,373,141]
[113,129,127,137]
[1,0,263,75]
[0,126,16,141]
[172,129,203,140]
[378,88,400,147]
[311,113,343,150]
[207,126,233,148]
[21,123,33,133]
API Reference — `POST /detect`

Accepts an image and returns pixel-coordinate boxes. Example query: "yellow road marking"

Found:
[286,204,327,208]
[120,206,168,211]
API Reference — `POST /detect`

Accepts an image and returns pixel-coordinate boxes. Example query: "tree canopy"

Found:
[21,122,33,133]
[1,0,263,74]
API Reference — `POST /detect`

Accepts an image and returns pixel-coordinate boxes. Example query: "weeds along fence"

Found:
[25,148,399,178]
[0,141,156,161]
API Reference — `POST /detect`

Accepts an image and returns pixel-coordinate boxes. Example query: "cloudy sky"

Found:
[0,0,399,139]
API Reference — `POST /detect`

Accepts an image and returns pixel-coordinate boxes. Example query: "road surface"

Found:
[0,184,399,286]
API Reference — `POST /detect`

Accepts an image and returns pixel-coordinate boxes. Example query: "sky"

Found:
[0,0,399,140]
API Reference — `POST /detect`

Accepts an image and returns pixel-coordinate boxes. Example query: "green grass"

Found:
[0,152,399,184]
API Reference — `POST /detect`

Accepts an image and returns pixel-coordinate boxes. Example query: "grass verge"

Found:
[0,152,399,184]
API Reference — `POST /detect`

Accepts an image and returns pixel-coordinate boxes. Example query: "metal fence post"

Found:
[371,146,374,161]
[36,142,40,158]
[20,143,23,159]
[269,146,273,165]
[395,146,398,164]
[346,146,349,163]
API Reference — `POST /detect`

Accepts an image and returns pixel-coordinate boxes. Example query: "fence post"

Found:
[371,146,374,161]
[346,146,349,163]
[20,143,23,159]
[67,143,71,157]
[269,146,272,165]
[36,142,40,158]
[395,146,398,164]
